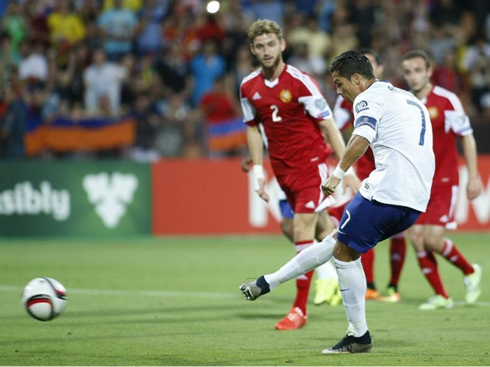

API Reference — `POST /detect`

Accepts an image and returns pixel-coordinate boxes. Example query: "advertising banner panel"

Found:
[152,157,490,235]
[0,161,150,236]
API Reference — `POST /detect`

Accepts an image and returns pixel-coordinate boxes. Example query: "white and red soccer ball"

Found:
[21,278,67,321]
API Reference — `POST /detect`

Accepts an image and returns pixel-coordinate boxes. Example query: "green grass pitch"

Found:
[0,233,489,366]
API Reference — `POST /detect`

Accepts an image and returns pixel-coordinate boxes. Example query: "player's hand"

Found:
[467,177,482,200]
[256,180,270,203]
[322,176,341,197]
[341,173,361,194]
[241,157,253,173]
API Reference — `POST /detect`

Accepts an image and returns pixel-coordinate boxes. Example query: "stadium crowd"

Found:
[0,0,488,159]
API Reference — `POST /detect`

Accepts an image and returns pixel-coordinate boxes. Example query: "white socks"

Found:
[334,256,368,337]
[264,235,336,289]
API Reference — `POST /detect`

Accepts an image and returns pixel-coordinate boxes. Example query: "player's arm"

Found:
[247,125,269,202]
[240,84,269,202]
[322,97,380,196]
[322,135,369,196]
[319,117,361,194]
[319,117,346,159]
[445,99,481,200]
[461,133,481,200]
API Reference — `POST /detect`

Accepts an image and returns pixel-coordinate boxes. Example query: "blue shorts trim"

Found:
[337,193,420,253]
[279,199,294,219]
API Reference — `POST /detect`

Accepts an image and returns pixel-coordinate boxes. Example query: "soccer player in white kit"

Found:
[239,50,435,354]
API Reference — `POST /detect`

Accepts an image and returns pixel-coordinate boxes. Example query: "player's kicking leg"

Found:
[239,230,373,353]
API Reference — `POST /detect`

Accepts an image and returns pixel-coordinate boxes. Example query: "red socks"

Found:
[389,235,406,287]
[293,241,315,314]
[440,239,474,275]
[417,250,449,298]
[361,249,375,287]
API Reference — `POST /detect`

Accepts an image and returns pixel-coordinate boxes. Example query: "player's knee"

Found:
[333,241,360,262]
[407,228,423,249]
[424,235,442,251]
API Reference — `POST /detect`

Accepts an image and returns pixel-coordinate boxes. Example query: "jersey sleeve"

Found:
[351,95,381,143]
[333,96,353,129]
[294,74,333,120]
[444,96,472,136]
[239,84,258,126]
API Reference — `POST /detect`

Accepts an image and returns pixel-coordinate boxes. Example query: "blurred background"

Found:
[0,0,488,236]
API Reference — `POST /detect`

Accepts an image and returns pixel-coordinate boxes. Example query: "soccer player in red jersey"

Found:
[329,49,407,302]
[240,19,360,330]
[401,50,482,310]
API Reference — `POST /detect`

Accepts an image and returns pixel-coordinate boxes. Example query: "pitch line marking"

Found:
[1,285,489,306]
[0,285,238,299]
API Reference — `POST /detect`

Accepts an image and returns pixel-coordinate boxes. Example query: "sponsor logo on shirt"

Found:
[280,89,292,103]
[252,92,262,100]
[355,100,369,113]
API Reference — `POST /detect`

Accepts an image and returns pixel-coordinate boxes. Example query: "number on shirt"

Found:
[270,105,282,122]
[406,99,426,146]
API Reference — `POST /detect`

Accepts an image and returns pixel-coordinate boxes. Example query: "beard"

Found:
[261,54,281,71]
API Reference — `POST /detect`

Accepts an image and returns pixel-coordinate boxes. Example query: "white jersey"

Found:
[352,81,435,212]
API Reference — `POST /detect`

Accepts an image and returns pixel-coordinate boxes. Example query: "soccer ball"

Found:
[21,278,67,321]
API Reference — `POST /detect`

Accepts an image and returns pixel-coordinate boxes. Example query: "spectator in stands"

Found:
[1,3,26,62]
[189,39,226,106]
[19,41,48,83]
[432,48,468,98]
[463,37,490,114]
[287,42,327,81]
[200,76,246,158]
[0,78,27,159]
[155,44,190,99]
[155,94,195,158]
[249,0,285,26]
[136,0,168,55]
[129,92,162,161]
[104,0,142,12]
[47,0,86,47]
[23,0,50,46]
[83,48,127,115]
[287,14,332,59]
[98,0,138,61]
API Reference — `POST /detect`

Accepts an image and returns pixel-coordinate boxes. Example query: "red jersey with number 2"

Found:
[240,64,333,176]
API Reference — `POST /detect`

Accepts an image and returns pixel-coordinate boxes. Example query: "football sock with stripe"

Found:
[417,250,449,298]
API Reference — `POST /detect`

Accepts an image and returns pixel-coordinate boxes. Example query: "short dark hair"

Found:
[329,50,375,79]
[401,50,431,69]
[359,48,381,65]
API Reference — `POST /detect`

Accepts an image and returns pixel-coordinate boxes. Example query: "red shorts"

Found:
[276,163,333,214]
[416,183,459,229]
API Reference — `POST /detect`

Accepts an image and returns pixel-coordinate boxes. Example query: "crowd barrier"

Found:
[0,156,488,236]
